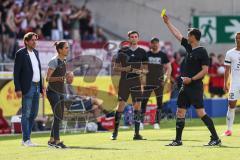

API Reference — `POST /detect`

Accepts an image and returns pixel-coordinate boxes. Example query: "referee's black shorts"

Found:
[118,77,142,103]
[177,83,204,109]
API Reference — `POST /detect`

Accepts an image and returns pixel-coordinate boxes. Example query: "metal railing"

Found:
[0,63,14,73]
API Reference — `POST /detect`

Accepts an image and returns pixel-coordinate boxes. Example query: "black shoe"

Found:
[133,134,146,140]
[111,132,118,140]
[204,137,221,146]
[166,140,183,146]
[48,141,56,147]
[55,142,68,149]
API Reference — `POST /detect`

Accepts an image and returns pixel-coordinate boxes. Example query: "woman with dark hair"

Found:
[46,41,69,148]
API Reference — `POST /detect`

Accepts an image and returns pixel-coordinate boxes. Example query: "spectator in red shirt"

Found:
[208,53,225,97]
[170,52,182,99]
[216,54,225,96]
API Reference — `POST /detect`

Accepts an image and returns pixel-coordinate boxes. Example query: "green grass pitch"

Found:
[1,116,240,160]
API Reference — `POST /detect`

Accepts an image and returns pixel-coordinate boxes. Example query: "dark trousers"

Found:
[47,90,64,140]
[141,80,164,123]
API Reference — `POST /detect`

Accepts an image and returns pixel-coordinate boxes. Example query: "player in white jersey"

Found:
[223,32,240,136]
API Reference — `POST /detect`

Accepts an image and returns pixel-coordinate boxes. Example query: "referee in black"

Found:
[111,31,148,140]
[141,37,171,129]
[162,15,221,146]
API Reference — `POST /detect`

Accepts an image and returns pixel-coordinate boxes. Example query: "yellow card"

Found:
[161,8,166,17]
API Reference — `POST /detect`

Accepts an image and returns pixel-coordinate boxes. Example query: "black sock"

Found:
[113,111,122,134]
[176,118,185,141]
[141,99,147,123]
[155,108,162,124]
[134,110,141,135]
[140,109,146,123]
[201,114,219,140]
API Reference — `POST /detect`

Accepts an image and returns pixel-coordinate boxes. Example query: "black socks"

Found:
[113,111,122,134]
[134,110,141,135]
[176,118,185,141]
[201,114,219,140]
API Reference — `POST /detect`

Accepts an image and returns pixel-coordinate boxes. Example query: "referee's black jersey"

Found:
[146,51,169,79]
[116,47,147,79]
[181,38,209,84]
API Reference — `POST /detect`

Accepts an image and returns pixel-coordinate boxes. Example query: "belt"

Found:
[32,82,39,86]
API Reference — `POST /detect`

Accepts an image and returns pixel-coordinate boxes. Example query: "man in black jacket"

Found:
[14,32,43,147]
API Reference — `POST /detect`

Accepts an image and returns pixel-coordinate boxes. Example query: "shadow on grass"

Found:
[25,145,126,150]
[186,145,240,149]
[29,145,49,148]
[68,146,126,150]
[148,139,203,142]
[217,145,240,149]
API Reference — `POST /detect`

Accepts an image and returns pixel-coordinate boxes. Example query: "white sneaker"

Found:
[22,140,30,147]
[153,123,160,130]
[22,140,37,147]
[28,140,38,146]
[140,122,144,130]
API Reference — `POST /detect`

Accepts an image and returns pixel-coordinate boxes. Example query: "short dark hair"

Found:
[188,28,201,41]
[127,30,139,37]
[23,32,38,46]
[150,37,159,43]
[209,52,216,57]
[54,41,67,53]
[217,54,224,59]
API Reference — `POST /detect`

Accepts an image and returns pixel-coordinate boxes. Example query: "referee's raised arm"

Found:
[162,15,183,42]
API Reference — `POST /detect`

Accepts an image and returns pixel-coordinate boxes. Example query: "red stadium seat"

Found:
[0,108,11,134]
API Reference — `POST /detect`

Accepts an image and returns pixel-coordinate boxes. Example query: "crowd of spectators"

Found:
[0,1,226,98]
[208,53,225,98]
[0,0,108,62]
